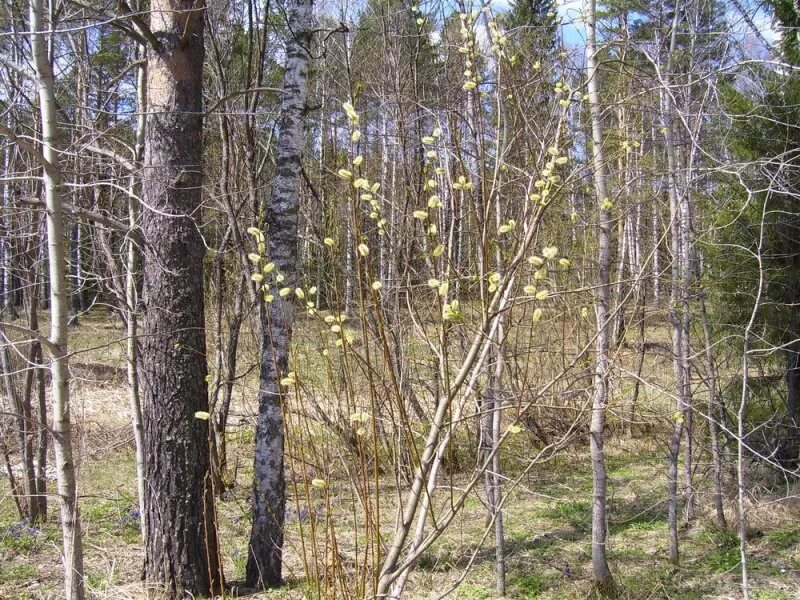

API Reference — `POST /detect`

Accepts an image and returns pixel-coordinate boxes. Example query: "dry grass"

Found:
[2,311,800,599]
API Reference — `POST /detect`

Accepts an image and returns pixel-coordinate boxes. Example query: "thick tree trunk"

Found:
[140,1,222,596]
[30,0,85,595]
[245,0,313,587]
[585,0,615,589]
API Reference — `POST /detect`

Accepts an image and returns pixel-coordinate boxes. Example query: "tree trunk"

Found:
[0,329,38,522]
[585,0,615,590]
[662,2,692,564]
[29,0,85,594]
[140,0,222,595]
[214,271,245,484]
[126,33,147,541]
[0,118,17,319]
[699,293,726,529]
[69,221,82,325]
[245,0,314,586]
[481,336,506,596]
[786,255,799,422]
[24,271,48,520]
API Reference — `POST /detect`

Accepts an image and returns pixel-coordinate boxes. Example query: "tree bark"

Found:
[29,0,85,594]
[246,0,314,587]
[699,292,726,529]
[662,3,691,564]
[0,116,17,319]
[585,0,615,589]
[0,329,38,522]
[140,0,222,595]
[24,267,48,520]
[126,34,147,540]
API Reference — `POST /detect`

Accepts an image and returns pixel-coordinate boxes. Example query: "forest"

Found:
[0,0,799,598]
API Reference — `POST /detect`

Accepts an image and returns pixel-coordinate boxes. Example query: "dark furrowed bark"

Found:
[140,1,222,596]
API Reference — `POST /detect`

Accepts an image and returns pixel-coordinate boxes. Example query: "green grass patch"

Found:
[82,498,141,544]
[0,562,37,584]
[753,592,794,600]
[610,511,667,535]
[547,500,591,531]
[764,525,800,550]
[0,521,51,554]
[702,528,743,574]
[454,582,494,599]
[508,572,547,597]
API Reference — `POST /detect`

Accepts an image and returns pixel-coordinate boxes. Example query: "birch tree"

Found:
[246,0,314,586]
[584,0,615,589]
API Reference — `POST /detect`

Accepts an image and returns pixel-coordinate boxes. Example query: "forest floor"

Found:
[1,311,800,599]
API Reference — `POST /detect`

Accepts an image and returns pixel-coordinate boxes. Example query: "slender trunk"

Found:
[246,0,314,586]
[215,272,245,481]
[34,339,48,520]
[585,0,614,588]
[0,120,16,318]
[662,5,686,565]
[651,189,661,304]
[210,227,231,494]
[481,329,506,596]
[25,274,48,520]
[786,256,799,422]
[30,0,85,594]
[0,332,36,521]
[627,258,646,437]
[69,222,82,324]
[29,238,48,519]
[380,113,390,290]
[735,202,768,600]
[344,191,356,316]
[738,350,751,600]
[0,331,38,522]
[699,293,726,529]
[126,194,145,542]
[679,152,695,524]
[126,37,147,540]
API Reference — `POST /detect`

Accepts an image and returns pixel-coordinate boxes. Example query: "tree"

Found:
[139,0,222,595]
[584,0,615,590]
[29,0,85,595]
[246,0,314,586]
